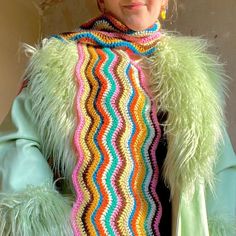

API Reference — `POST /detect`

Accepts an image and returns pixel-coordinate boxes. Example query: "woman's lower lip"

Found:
[123,4,145,10]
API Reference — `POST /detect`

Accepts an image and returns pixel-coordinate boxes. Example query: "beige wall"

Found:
[1,0,235,148]
[0,0,40,121]
[38,0,98,36]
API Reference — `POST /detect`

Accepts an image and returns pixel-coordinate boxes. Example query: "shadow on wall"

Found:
[33,0,100,37]
[0,0,40,123]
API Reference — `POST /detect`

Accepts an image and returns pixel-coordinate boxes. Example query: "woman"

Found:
[0,0,235,235]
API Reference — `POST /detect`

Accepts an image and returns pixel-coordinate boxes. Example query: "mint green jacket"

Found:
[0,33,236,236]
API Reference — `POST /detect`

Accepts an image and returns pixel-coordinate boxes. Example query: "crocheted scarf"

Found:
[54,13,162,55]
[53,14,163,236]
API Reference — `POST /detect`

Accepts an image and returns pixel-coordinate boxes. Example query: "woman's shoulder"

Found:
[24,35,78,67]
[157,30,216,59]
[160,30,209,44]
[22,34,79,92]
[151,30,227,85]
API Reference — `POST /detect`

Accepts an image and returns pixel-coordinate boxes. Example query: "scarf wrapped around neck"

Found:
[22,10,226,236]
[53,13,162,55]
[52,14,164,236]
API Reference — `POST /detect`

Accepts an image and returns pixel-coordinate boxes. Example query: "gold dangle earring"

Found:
[160,6,167,21]
[160,0,168,21]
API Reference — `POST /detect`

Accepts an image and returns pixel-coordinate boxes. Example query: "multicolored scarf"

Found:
[53,14,163,236]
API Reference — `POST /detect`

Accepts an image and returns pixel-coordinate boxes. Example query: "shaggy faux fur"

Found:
[21,31,230,236]
[0,181,73,236]
[208,215,236,236]
[146,33,226,198]
[24,32,226,199]
[24,38,78,184]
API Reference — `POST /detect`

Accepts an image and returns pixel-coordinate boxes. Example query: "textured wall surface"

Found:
[0,0,235,148]
[0,0,40,121]
[34,0,99,36]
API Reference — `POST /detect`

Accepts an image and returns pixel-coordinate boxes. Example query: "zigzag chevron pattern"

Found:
[52,14,162,56]
[53,14,163,236]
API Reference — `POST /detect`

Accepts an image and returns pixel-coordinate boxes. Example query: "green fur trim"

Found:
[208,215,236,236]
[147,33,227,197]
[0,182,73,236]
[24,38,78,182]
[24,32,227,201]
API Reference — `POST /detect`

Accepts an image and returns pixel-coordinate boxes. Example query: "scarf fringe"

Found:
[147,32,228,198]
[0,181,73,236]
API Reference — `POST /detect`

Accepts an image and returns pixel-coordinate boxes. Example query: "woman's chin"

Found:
[126,22,153,31]
[124,16,157,31]
[124,19,147,31]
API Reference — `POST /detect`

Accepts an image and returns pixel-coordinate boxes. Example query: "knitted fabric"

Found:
[53,14,163,236]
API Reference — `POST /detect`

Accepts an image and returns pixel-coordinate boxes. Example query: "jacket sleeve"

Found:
[206,129,236,236]
[0,87,73,236]
[176,130,236,236]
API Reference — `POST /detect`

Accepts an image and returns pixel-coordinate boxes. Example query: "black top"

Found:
[156,112,171,236]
